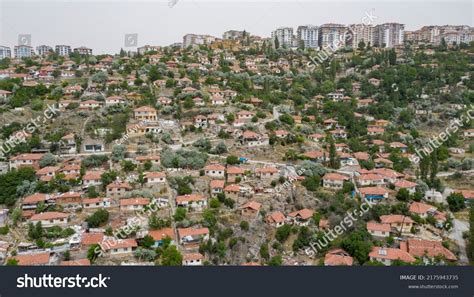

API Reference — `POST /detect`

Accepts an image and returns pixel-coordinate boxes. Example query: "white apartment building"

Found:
[0,46,11,59]
[271,27,294,48]
[74,46,92,55]
[347,24,374,47]
[55,45,71,56]
[297,25,319,48]
[374,23,405,48]
[14,45,34,58]
[318,24,347,48]
[137,45,161,55]
[223,30,248,40]
[182,34,216,48]
[36,45,52,56]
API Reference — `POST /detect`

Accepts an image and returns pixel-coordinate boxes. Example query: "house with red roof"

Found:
[30,212,69,227]
[101,238,137,256]
[369,247,415,265]
[177,227,209,246]
[287,209,314,226]
[366,221,391,238]
[148,227,176,247]
[358,186,388,201]
[226,166,244,183]
[210,180,225,195]
[106,181,132,198]
[9,252,53,266]
[240,201,261,218]
[322,173,349,189]
[265,211,286,227]
[9,153,44,170]
[255,166,279,179]
[182,253,204,266]
[176,194,207,210]
[380,215,414,234]
[134,106,157,121]
[324,249,354,266]
[119,198,150,211]
[401,239,456,262]
[145,172,166,185]
[204,164,226,179]
[394,180,418,194]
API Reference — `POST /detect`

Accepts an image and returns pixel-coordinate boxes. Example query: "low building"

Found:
[9,252,52,266]
[401,239,456,262]
[176,194,207,210]
[369,247,416,265]
[366,221,391,238]
[101,238,137,256]
[265,211,286,227]
[324,249,354,266]
[82,198,111,209]
[119,198,150,211]
[358,187,388,201]
[30,212,68,227]
[148,228,175,247]
[240,201,261,218]
[182,253,204,266]
[322,173,349,189]
[380,215,414,234]
[255,167,279,179]
[287,209,313,226]
[177,227,209,246]
[204,164,226,179]
[145,172,166,184]
[9,153,44,170]
[106,182,132,198]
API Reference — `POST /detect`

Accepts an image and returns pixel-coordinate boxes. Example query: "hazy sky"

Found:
[0,0,472,54]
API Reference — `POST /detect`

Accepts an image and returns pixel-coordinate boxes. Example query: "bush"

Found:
[275,224,291,242]
[240,221,249,231]
[301,176,320,192]
[226,155,239,165]
[39,153,56,168]
[161,149,208,169]
[173,208,187,221]
[447,192,465,212]
[86,209,109,228]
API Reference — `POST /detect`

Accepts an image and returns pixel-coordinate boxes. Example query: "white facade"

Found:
[0,46,11,59]
[55,45,72,56]
[14,45,34,58]
[36,45,52,56]
[297,25,319,48]
[272,27,294,48]
[374,23,405,48]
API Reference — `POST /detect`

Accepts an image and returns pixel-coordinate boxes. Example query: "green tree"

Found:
[269,255,283,266]
[173,208,187,221]
[39,153,56,168]
[226,155,240,165]
[275,224,291,242]
[87,244,101,263]
[86,209,109,228]
[161,245,183,266]
[396,188,410,202]
[6,258,18,266]
[260,242,270,261]
[140,235,155,248]
[328,136,339,169]
[447,192,465,212]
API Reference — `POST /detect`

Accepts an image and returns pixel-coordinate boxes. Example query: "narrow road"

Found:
[437,169,474,177]
[448,218,469,264]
